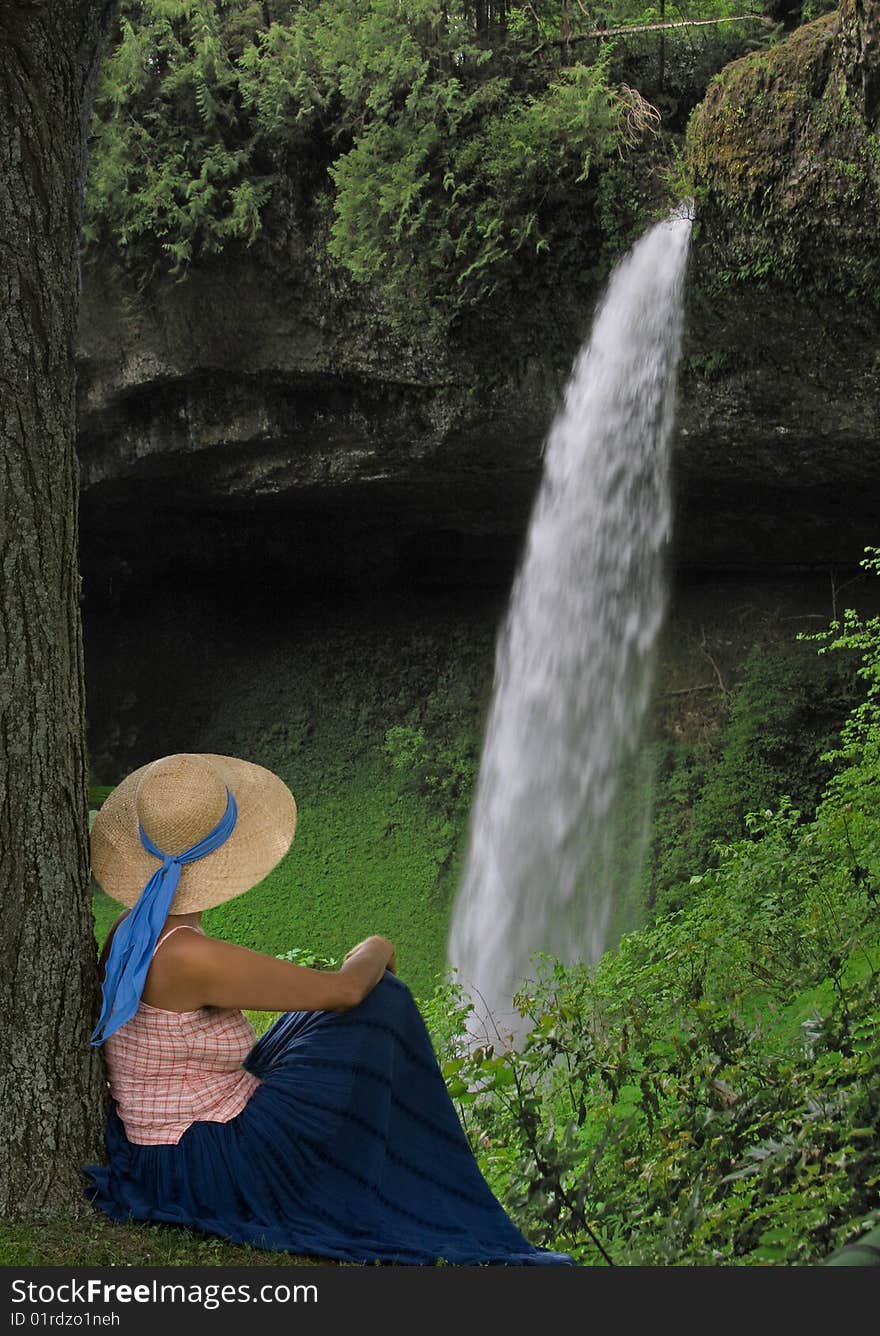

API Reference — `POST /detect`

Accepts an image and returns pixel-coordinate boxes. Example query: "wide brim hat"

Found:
[90,752,297,913]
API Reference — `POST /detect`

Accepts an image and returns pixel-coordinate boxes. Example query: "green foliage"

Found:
[431,837,880,1264]
[83,0,770,330]
[681,348,729,377]
[424,558,880,1264]
[801,549,880,873]
[383,721,478,824]
[84,1,275,285]
[327,53,623,329]
[649,638,860,912]
[275,945,338,970]
[88,785,115,834]
[823,1221,880,1265]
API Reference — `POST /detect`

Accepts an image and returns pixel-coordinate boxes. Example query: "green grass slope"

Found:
[88,584,503,1003]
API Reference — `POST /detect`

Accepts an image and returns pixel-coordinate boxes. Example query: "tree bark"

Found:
[0,0,115,1219]
[836,0,880,122]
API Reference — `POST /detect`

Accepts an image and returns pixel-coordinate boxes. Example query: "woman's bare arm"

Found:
[169,932,396,1013]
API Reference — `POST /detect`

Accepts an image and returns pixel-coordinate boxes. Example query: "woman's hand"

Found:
[343,935,396,975]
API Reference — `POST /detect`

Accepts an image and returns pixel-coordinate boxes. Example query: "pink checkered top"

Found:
[102,925,261,1145]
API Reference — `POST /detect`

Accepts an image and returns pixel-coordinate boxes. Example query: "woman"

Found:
[83,751,574,1266]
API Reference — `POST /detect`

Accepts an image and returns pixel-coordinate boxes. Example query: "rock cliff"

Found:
[76,3,880,588]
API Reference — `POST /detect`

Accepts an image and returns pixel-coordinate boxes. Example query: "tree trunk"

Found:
[0,0,115,1220]
[836,0,880,122]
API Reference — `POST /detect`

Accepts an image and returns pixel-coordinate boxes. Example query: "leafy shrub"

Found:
[424,554,880,1264]
[649,639,860,912]
[275,946,339,970]
[383,721,478,823]
[83,0,769,331]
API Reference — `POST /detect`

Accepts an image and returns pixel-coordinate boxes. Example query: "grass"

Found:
[0,1217,344,1267]
[87,582,503,1003]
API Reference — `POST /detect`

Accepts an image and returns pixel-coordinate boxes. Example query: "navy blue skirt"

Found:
[83,972,575,1266]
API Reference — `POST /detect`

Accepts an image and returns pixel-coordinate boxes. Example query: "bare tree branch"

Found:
[537,14,774,49]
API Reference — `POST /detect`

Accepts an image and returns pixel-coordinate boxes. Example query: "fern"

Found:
[84,0,762,329]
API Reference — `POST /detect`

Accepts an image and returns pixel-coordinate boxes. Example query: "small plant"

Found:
[383,722,478,823]
[275,946,339,971]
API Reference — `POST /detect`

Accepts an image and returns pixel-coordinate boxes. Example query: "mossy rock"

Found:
[686,10,880,303]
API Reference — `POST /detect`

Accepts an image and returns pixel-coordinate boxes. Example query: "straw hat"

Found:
[90,753,297,913]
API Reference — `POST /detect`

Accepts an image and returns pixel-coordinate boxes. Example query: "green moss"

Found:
[686,11,880,304]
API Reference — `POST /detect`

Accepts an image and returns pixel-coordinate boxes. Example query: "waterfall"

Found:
[447,205,693,1037]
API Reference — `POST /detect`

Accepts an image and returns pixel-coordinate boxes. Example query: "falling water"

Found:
[447,205,693,1037]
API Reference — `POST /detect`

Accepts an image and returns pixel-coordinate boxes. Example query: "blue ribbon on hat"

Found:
[90,787,238,1047]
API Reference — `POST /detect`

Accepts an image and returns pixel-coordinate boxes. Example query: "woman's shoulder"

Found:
[141,923,211,1011]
